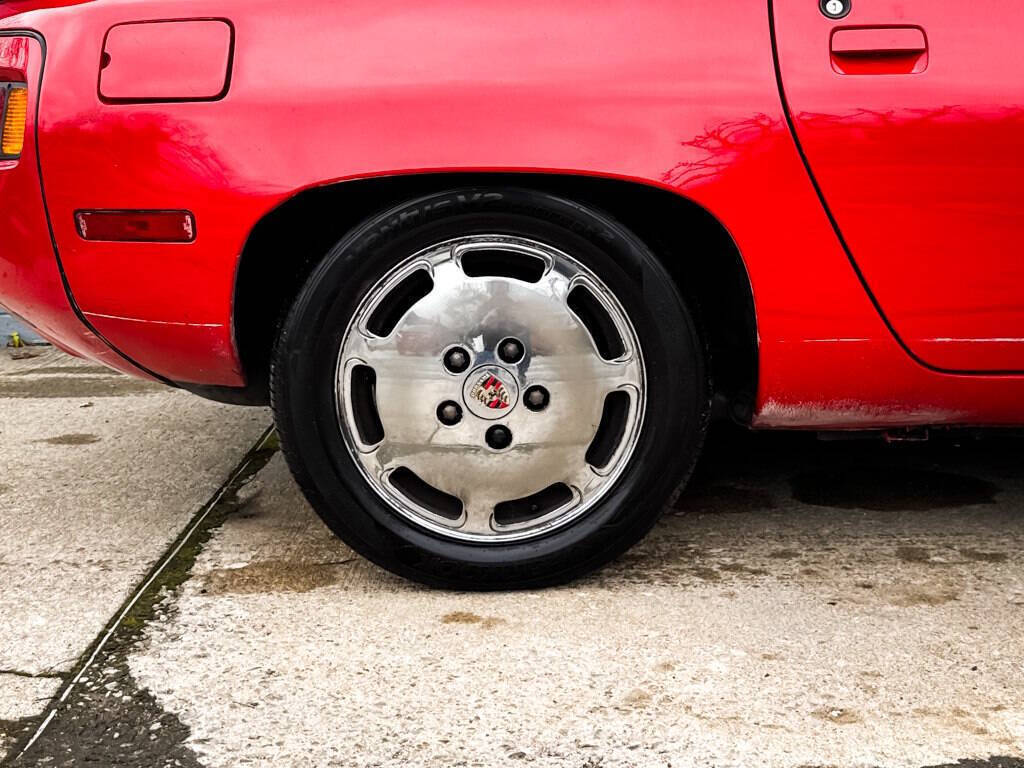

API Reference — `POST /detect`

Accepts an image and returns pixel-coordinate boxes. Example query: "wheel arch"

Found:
[231,173,757,420]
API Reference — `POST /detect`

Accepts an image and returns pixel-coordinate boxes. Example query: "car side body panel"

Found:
[0,31,152,377]
[773,0,1024,372]
[2,0,1023,427]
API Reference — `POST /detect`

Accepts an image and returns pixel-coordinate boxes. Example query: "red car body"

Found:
[2,0,1023,429]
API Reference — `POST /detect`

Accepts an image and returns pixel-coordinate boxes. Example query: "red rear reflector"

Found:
[74,210,196,242]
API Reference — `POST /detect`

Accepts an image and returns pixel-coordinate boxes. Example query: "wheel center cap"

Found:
[462,365,519,420]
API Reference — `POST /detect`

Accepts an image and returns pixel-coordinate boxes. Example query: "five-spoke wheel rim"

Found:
[336,234,646,543]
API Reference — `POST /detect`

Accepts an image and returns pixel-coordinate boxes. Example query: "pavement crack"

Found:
[316,557,358,567]
[0,671,63,680]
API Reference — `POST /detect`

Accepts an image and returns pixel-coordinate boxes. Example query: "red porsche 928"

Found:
[2,0,1021,587]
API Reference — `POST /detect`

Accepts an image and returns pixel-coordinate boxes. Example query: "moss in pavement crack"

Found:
[118,429,279,638]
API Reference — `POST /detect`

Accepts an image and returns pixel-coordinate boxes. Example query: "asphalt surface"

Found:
[2,347,1023,767]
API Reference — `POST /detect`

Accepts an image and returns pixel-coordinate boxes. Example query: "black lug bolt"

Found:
[443,347,470,373]
[485,424,513,450]
[524,385,550,412]
[497,337,525,364]
[437,401,463,426]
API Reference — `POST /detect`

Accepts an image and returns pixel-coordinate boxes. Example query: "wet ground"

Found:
[1,348,1023,767]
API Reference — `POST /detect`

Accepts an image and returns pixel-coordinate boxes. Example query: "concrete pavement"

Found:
[2,348,1024,767]
[124,445,1024,768]
[0,347,268,760]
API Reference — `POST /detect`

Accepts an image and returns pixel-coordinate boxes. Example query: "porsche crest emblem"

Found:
[469,371,511,410]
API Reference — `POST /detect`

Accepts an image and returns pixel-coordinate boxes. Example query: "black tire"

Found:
[270,187,708,589]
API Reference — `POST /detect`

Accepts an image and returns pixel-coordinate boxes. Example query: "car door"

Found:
[771,0,1024,372]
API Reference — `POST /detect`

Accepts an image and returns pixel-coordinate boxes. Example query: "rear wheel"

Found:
[271,187,708,588]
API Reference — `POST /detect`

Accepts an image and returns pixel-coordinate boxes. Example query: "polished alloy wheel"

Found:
[273,187,707,588]
[335,235,646,542]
